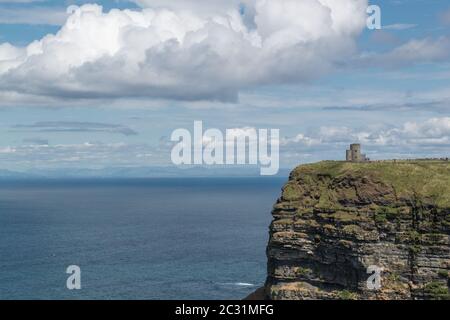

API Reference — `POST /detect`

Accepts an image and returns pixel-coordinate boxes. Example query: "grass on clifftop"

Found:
[291,160,450,208]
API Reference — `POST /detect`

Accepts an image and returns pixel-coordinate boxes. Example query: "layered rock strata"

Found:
[264,161,450,300]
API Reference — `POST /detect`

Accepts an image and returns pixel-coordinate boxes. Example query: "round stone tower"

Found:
[350,144,362,162]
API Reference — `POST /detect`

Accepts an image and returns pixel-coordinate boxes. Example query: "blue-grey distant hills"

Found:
[0,167,291,179]
[0,169,38,179]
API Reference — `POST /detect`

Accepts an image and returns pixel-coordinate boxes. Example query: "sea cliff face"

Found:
[264,161,450,300]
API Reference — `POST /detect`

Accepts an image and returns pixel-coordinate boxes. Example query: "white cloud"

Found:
[0,43,25,73]
[282,133,321,147]
[0,146,16,154]
[383,23,416,30]
[2,118,449,169]
[362,36,450,68]
[0,141,166,168]
[0,1,368,103]
[368,117,450,146]
[278,117,450,163]
[284,117,450,148]
[12,121,138,136]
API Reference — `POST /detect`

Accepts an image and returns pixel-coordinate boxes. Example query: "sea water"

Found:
[0,177,284,300]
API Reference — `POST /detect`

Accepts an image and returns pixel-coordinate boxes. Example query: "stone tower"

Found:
[346,144,368,162]
[346,149,352,161]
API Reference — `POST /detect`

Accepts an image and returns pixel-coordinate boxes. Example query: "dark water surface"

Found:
[0,178,285,300]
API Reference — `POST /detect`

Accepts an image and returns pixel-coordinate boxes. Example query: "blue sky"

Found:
[0,0,449,173]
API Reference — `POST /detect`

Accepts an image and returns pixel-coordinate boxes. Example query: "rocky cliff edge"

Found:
[263,160,450,300]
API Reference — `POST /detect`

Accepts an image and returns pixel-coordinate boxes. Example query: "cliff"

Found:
[264,160,450,300]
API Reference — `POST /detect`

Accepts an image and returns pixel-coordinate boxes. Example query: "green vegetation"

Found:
[320,211,366,222]
[378,206,399,219]
[374,212,387,223]
[423,282,450,300]
[337,290,358,300]
[387,273,400,282]
[374,206,402,224]
[282,183,301,201]
[438,270,449,279]
[406,230,421,243]
[295,267,313,277]
[409,245,422,256]
[292,160,450,208]
[316,188,337,209]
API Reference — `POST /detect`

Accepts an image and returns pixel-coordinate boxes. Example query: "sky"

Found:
[0,0,449,173]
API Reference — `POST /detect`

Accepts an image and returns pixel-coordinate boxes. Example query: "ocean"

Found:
[0,177,285,300]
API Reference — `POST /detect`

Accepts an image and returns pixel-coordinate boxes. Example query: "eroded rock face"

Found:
[264,161,450,300]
